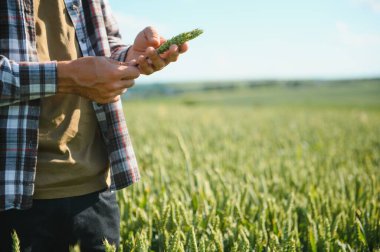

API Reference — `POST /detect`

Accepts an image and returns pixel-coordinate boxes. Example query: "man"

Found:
[0,0,188,251]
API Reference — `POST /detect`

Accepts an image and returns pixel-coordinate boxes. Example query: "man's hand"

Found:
[125,26,188,75]
[57,57,140,104]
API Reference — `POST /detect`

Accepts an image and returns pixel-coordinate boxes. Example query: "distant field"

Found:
[126,79,380,108]
[113,80,380,251]
[177,82,380,108]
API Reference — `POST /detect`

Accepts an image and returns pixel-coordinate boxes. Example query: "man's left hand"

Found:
[125,26,188,75]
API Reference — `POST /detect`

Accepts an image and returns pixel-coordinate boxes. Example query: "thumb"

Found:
[144,26,161,48]
[119,65,140,80]
[109,60,140,80]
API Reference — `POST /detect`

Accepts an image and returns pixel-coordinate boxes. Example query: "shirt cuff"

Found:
[19,61,57,101]
[110,45,131,62]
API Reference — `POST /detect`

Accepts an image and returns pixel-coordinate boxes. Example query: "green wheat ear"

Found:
[157,28,203,54]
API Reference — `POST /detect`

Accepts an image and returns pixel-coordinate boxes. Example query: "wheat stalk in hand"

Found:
[157,28,203,54]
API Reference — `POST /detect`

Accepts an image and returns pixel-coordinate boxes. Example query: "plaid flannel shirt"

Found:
[0,0,140,211]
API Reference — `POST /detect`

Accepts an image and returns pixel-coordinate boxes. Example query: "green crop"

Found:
[157,28,203,54]
[113,82,380,251]
[68,81,380,252]
[12,230,20,252]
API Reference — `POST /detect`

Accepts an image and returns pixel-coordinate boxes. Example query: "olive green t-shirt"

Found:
[33,0,110,199]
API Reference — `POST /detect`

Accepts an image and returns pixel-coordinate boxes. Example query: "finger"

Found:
[146,47,166,70]
[106,56,140,80]
[137,55,154,75]
[99,95,119,104]
[109,96,120,104]
[117,65,140,80]
[116,79,135,89]
[121,80,135,89]
[159,36,166,45]
[126,59,138,67]
[143,26,160,48]
[164,44,180,63]
[178,42,189,54]
[105,80,134,94]
[105,87,128,102]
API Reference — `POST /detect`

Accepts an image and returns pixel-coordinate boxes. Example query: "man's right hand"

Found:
[57,56,140,104]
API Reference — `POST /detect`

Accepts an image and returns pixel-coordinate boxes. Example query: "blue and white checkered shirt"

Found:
[0,0,140,211]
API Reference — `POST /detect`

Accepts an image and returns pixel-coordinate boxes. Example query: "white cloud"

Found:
[352,0,380,13]
[336,21,380,46]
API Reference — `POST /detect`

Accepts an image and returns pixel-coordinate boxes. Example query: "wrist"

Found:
[125,45,136,63]
[125,49,131,63]
[57,60,77,94]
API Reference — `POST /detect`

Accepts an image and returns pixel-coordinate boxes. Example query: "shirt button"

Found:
[81,38,86,43]
[71,3,78,11]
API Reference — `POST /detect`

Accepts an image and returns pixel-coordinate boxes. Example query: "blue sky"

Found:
[110,0,380,83]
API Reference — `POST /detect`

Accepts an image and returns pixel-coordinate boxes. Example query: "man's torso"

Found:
[33,0,109,199]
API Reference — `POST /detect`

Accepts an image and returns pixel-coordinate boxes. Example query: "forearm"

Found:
[0,55,57,107]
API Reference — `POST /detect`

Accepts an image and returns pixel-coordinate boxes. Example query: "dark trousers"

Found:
[0,190,120,252]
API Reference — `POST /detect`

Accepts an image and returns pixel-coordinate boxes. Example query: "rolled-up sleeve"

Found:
[100,0,131,62]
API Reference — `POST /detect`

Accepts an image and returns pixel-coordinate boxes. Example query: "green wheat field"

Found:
[97,80,380,251]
